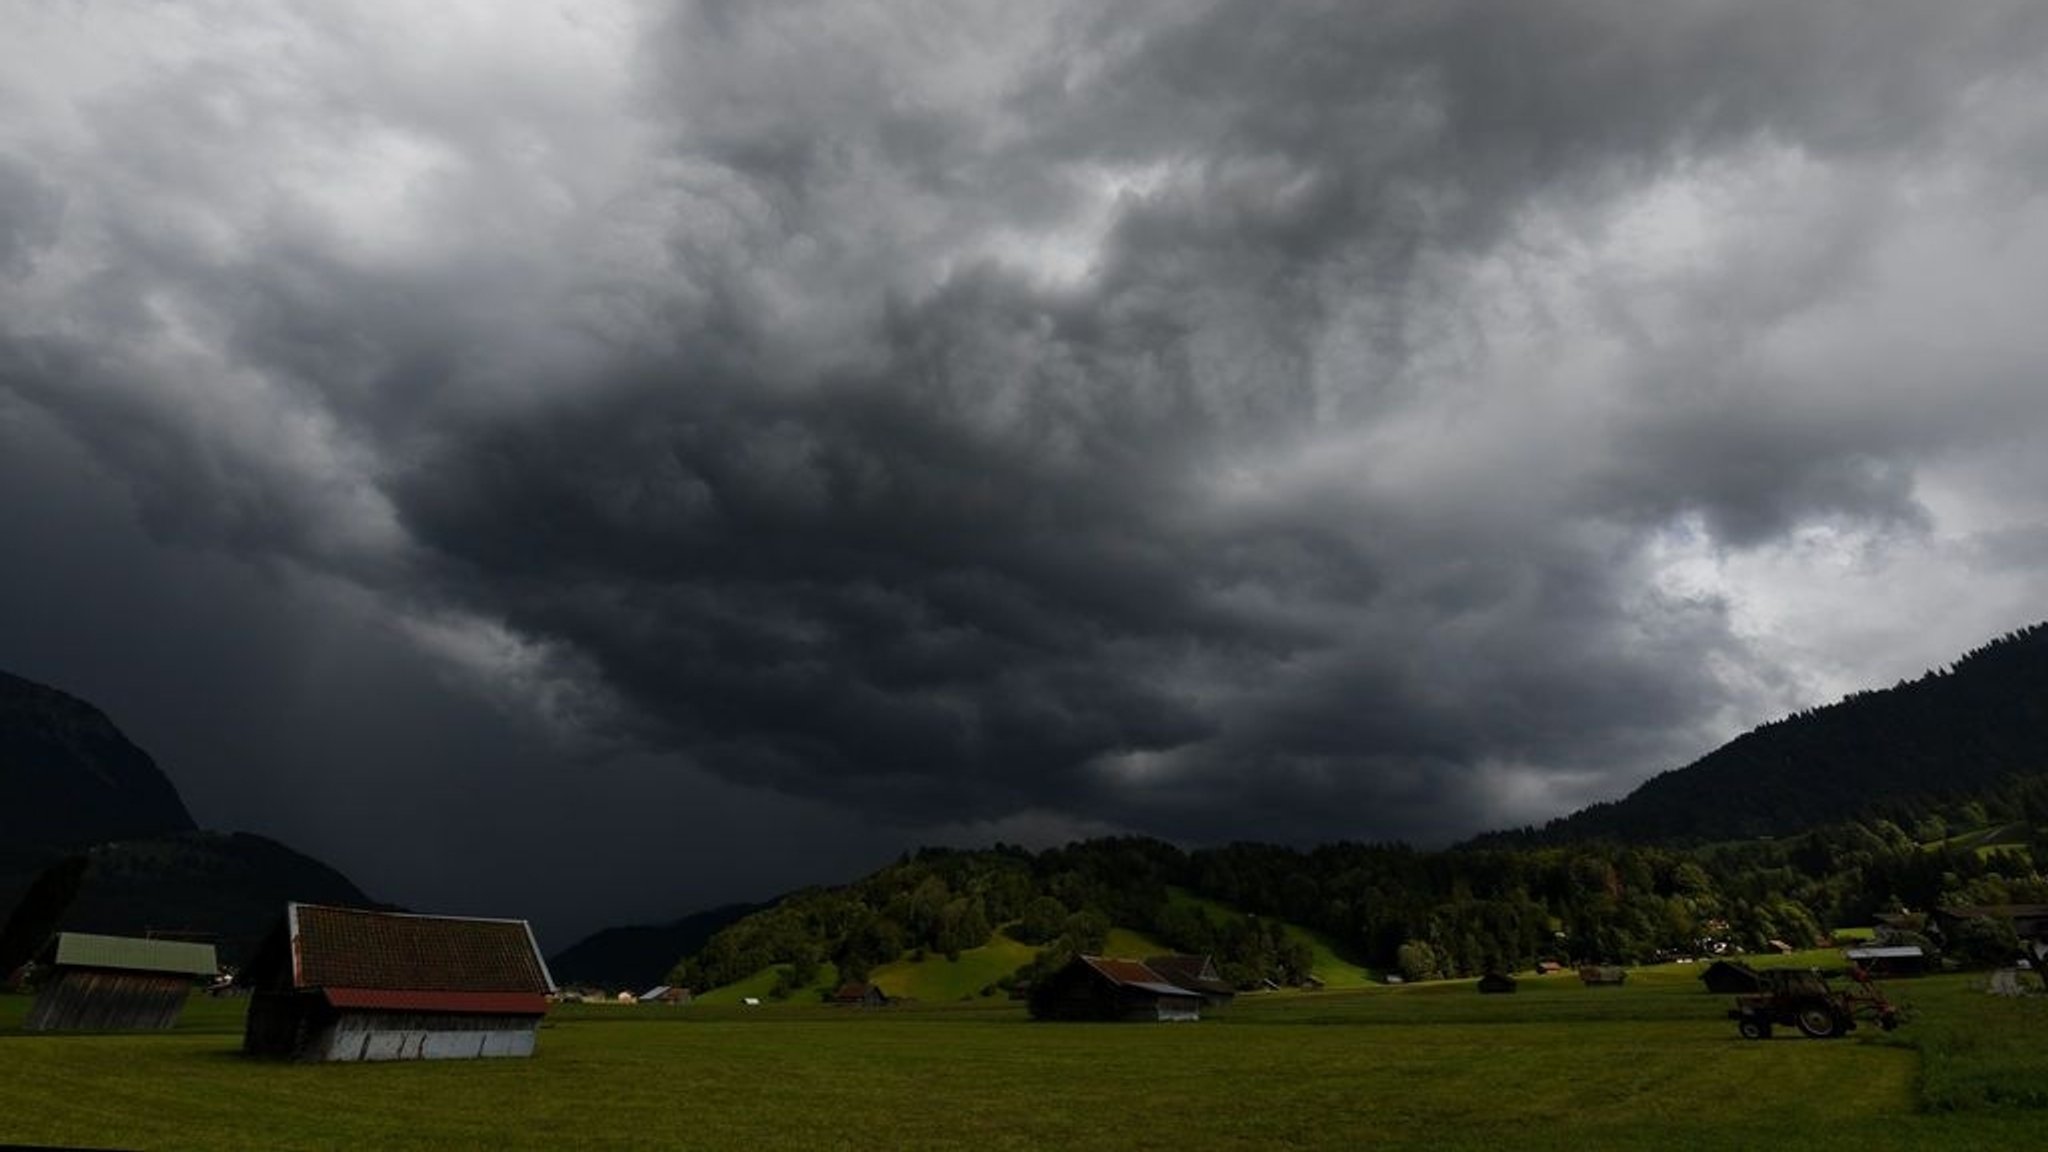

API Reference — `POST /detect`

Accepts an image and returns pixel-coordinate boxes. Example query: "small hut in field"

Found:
[638,985,692,1005]
[1578,965,1628,986]
[1476,972,1517,994]
[239,903,555,1061]
[830,981,888,1007]
[1145,954,1237,1006]
[1700,959,1764,994]
[1028,955,1203,1022]
[24,933,218,1031]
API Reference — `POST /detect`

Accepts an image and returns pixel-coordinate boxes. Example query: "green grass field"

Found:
[5,965,2047,1150]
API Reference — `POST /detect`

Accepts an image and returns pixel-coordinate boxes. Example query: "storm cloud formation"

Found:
[5,2,2048,938]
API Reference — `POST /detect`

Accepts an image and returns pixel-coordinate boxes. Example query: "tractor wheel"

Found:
[1795,1006,1840,1038]
[1738,1017,1771,1040]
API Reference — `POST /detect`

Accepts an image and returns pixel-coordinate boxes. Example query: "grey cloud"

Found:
[4,0,2048,932]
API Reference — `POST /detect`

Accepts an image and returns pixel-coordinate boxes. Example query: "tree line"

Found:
[670,772,2048,995]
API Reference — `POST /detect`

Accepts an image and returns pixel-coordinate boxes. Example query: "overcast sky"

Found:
[4,1,2048,946]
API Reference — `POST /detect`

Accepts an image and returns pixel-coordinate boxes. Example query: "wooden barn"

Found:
[24,933,218,1032]
[1028,955,1203,1022]
[239,903,555,1062]
[1476,972,1517,994]
[830,981,888,1007]
[1699,959,1764,994]
[1145,953,1237,1006]
[637,985,692,1005]
[1578,965,1628,986]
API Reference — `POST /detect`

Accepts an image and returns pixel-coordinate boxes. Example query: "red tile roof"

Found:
[289,904,553,995]
[322,988,549,1015]
[1080,955,1200,998]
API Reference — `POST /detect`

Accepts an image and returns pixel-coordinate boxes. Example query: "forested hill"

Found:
[667,785,2048,997]
[1481,621,2048,847]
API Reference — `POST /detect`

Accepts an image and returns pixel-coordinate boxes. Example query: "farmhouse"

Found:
[239,902,555,1061]
[1699,959,1764,994]
[24,932,218,1031]
[1028,955,1203,1022]
[1145,953,1237,1006]
[830,981,888,1007]
[638,985,692,1004]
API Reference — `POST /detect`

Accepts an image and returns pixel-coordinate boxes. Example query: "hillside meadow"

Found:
[5,962,2048,1150]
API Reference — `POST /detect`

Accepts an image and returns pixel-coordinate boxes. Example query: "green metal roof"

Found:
[47,932,218,977]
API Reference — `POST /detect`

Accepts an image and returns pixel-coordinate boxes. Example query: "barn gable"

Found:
[240,903,555,1061]
[1145,953,1237,1005]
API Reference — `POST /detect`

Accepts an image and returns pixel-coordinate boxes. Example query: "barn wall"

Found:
[309,1012,541,1062]
[1029,968,1121,1020]
[25,970,191,1031]
[243,991,328,1057]
[1137,997,1201,1023]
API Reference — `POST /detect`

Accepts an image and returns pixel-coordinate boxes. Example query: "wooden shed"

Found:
[24,933,218,1031]
[1578,965,1628,986]
[830,981,888,1007]
[638,985,692,1005]
[1028,955,1203,1022]
[1145,953,1237,1006]
[239,903,555,1061]
[1476,972,1517,994]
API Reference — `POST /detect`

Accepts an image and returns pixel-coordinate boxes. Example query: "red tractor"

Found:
[1728,967,1904,1040]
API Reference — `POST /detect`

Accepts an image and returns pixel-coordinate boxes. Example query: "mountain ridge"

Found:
[0,668,375,969]
[1472,621,2048,847]
[0,669,197,847]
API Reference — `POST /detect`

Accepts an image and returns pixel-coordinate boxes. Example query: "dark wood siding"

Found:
[25,969,192,1031]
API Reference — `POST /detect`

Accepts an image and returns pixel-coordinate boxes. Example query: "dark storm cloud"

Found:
[5,0,2048,922]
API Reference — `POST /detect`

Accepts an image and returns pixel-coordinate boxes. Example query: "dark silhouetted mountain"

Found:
[1478,621,2048,846]
[548,903,766,991]
[0,670,197,847]
[0,669,376,967]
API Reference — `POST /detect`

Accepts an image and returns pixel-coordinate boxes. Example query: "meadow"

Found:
[4,961,2047,1151]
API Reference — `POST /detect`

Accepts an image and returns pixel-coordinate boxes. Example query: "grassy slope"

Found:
[868,933,1037,1002]
[1101,926,1166,958]
[690,962,842,1007]
[1163,886,1377,987]
[5,968,2044,1151]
